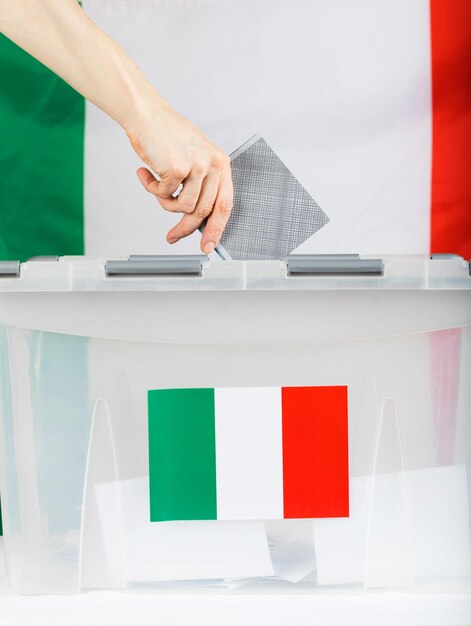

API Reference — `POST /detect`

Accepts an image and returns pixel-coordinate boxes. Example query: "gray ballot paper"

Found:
[203,135,329,260]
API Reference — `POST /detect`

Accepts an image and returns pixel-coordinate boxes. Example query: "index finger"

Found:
[200,167,233,253]
[137,166,187,200]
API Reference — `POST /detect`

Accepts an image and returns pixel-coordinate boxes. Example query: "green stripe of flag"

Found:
[148,388,217,522]
[0,34,85,262]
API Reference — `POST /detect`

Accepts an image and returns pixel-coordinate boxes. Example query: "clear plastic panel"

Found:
[0,328,91,594]
[0,324,470,594]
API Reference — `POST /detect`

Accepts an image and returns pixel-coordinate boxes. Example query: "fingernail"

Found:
[168,237,179,244]
[203,241,215,254]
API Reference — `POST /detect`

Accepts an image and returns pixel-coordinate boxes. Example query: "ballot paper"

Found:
[94,477,274,583]
[265,519,317,583]
[207,135,329,260]
[313,464,471,588]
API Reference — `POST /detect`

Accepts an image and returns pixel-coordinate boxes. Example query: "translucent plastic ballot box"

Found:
[0,254,470,596]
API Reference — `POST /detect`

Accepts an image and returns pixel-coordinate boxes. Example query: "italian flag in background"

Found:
[0,0,469,265]
[148,386,349,522]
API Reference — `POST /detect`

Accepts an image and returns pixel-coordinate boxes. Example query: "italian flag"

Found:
[0,0,469,265]
[148,386,349,522]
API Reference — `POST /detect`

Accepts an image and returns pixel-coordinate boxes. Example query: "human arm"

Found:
[0,0,233,252]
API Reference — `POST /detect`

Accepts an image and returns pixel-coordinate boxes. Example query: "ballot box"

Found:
[0,254,470,595]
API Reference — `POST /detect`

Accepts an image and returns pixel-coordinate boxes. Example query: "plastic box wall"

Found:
[0,256,470,595]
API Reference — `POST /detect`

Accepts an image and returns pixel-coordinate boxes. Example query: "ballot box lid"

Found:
[0,254,469,293]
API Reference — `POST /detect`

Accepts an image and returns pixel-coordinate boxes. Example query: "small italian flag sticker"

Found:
[148,386,349,522]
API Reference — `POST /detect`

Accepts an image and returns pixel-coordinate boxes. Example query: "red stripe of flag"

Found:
[430,0,471,258]
[281,386,349,519]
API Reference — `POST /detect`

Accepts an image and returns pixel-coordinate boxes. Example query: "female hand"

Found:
[129,104,233,254]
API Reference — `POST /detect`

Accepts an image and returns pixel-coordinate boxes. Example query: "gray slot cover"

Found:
[0,261,20,277]
[286,255,384,276]
[26,256,59,262]
[430,254,464,260]
[106,255,206,276]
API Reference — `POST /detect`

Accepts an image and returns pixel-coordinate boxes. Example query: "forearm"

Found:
[0,0,233,250]
[0,0,163,132]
